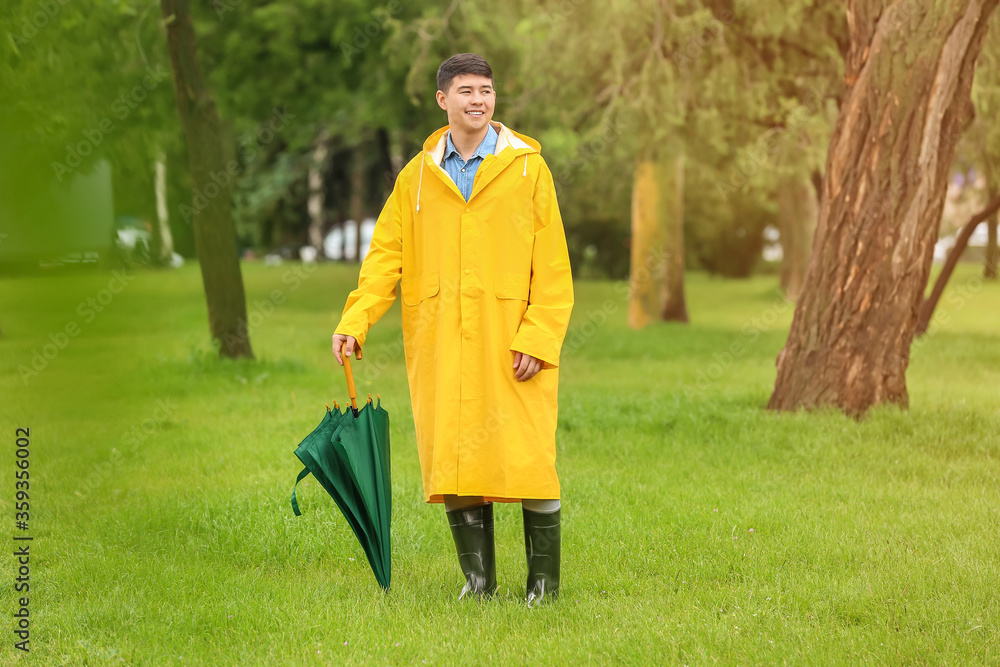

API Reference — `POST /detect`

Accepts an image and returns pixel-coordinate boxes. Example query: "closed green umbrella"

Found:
[290,346,392,589]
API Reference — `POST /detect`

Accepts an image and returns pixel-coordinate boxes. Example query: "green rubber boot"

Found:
[523,507,560,606]
[446,503,497,600]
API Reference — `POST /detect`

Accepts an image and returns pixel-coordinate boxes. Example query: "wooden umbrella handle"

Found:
[341,341,362,410]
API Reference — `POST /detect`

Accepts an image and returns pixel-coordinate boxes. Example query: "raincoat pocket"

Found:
[402,272,440,306]
[494,273,530,301]
[495,273,530,348]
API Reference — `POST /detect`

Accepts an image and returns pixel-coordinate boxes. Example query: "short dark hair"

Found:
[436,53,494,94]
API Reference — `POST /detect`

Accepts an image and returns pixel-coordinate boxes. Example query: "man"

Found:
[331,53,573,605]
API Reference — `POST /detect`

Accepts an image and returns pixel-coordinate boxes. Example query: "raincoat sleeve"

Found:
[333,172,405,349]
[510,159,575,369]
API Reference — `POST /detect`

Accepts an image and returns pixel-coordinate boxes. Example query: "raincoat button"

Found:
[465,207,470,212]
[465,269,470,275]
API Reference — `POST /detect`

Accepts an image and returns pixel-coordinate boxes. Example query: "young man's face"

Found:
[436,74,495,135]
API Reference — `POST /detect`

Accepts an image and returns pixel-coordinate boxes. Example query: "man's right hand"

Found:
[332,334,360,366]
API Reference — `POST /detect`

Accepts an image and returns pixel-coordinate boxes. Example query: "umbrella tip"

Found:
[368,393,373,404]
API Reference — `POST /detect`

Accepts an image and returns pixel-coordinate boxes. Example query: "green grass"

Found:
[1,261,998,665]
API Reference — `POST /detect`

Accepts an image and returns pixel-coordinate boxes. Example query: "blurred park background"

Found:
[2,0,1000,663]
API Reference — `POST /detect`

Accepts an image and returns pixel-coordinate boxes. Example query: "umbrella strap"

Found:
[290,467,311,516]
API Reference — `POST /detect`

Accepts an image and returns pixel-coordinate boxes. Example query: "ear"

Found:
[436,90,447,110]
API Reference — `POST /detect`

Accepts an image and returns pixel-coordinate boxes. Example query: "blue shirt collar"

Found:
[443,124,498,163]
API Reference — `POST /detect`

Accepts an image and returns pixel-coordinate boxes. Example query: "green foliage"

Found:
[686,159,773,277]
[1,0,177,177]
[17,0,993,275]
[505,0,845,276]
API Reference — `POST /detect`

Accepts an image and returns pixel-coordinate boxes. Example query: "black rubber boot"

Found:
[446,503,497,600]
[523,507,560,606]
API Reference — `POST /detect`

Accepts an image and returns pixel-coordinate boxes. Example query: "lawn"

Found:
[0,260,998,665]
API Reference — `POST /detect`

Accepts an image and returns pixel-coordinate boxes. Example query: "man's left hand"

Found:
[512,351,543,382]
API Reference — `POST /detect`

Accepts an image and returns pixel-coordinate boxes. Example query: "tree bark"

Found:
[777,172,818,300]
[659,151,688,323]
[376,127,397,194]
[154,151,175,264]
[307,130,329,256]
[628,160,663,329]
[161,0,253,359]
[916,194,1000,333]
[389,129,405,185]
[984,159,998,279]
[350,147,365,262]
[987,215,998,279]
[768,0,997,416]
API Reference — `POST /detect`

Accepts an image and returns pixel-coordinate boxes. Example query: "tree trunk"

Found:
[628,160,663,329]
[777,172,818,300]
[376,127,397,194]
[154,151,175,264]
[659,151,688,322]
[341,219,350,262]
[389,129,405,185]
[350,148,365,262]
[987,215,998,279]
[916,194,1000,333]
[768,0,997,416]
[984,159,998,279]
[161,0,253,359]
[307,130,329,256]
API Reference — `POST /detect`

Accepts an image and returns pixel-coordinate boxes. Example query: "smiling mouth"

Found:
[466,111,484,116]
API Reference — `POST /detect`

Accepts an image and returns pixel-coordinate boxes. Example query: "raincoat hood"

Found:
[421,120,541,155]
[415,120,540,211]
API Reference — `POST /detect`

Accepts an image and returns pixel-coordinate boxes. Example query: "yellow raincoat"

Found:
[334,120,574,503]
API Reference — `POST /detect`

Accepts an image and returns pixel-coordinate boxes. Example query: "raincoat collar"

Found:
[441,123,498,165]
[416,120,539,211]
